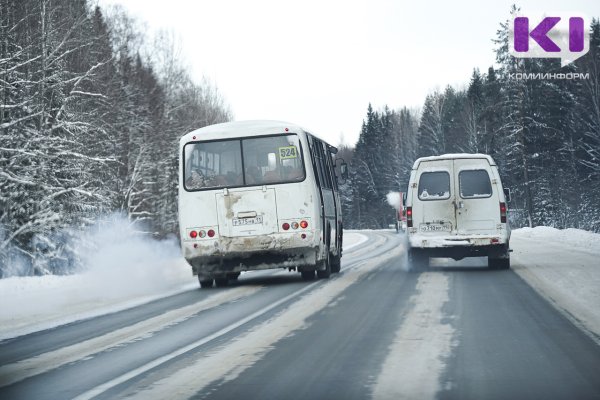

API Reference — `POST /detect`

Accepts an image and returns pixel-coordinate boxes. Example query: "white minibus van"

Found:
[405,154,511,269]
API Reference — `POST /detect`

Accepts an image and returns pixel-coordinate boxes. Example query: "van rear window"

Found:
[459,170,492,198]
[418,172,450,200]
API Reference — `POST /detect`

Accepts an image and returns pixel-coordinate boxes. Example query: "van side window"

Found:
[459,170,492,198]
[418,171,450,200]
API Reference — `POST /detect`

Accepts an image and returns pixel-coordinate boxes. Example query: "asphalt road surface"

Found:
[1,231,599,400]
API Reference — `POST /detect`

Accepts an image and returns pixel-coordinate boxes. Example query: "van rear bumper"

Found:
[408,234,508,248]
[408,234,509,260]
[411,244,508,260]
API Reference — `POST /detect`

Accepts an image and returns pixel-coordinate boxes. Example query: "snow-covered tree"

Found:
[0,0,231,276]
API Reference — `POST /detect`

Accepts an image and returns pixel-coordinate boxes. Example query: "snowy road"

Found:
[1,230,600,399]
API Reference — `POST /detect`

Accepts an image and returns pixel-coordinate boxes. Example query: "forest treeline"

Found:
[0,0,231,276]
[1,2,599,277]
[340,16,600,232]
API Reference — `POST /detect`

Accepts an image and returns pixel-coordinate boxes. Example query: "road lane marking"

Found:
[372,272,455,400]
[72,280,324,400]
[0,286,262,388]
[77,233,403,400]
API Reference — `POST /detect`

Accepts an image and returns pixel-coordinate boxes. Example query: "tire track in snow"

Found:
[0,231,384,391]
[78,232,403,400]
[372,272,455,400]
[0,286,262,388]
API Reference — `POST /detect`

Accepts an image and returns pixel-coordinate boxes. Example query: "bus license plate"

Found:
[232,216,263,226]
[420,223,451,232]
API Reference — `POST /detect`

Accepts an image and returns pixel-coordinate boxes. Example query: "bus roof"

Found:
[412,153,497,169]
[181,120,314,143]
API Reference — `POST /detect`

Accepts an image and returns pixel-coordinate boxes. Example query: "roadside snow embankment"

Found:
[0,218,195,340]
[512,227,600,342]
[0,226,369,341]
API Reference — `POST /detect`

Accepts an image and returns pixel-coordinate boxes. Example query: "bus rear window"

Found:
[184,134,305,190]
[184,140,243,190]
[418,171,450,200]
[242,135,305,185]
[459,169,492,198]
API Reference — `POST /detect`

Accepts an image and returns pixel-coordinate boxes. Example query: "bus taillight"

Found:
[207,229,215,238]
[300,220,308,229]
[189,230,198,239]
[406,207,413,228]
[282,223,290,230]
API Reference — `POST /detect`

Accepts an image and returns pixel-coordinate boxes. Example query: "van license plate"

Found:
[420,224,451,232]
[232,216,263,226]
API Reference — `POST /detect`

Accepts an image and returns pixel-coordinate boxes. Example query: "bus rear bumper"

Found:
[182,233,319,276]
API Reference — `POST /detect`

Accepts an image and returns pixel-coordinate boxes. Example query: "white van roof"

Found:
[412,153,497,169]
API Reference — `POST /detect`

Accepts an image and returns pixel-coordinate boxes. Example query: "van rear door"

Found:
[453,159,498,235]
[413,159,455,234]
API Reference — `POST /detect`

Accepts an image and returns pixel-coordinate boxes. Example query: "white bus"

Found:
[178,120,347,288]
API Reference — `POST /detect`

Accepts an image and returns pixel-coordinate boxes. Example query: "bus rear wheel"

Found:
[227,272,240,281]
[215,277,229,287]
[301,270,315,280]
[317,250,331,279]
[198,277,213,289]
[330,253,341,273]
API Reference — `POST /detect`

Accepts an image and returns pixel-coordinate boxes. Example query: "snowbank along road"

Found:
[1,230,600,400]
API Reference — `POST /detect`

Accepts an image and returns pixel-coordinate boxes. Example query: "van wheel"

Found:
[198,277,213,288]
[488,256,510,270]
[301,270,316,280]
[488,245,510,270]
[408,248,428,271]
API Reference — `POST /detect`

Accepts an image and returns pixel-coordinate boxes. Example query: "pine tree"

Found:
[418,91,446,156]
[464,68,485,152]
[481,66,502,154]
[575,18,600,231]
[442,85,468,153]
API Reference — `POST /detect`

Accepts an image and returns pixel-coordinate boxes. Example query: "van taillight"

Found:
[500,202,507,223]
[406,207,413,228]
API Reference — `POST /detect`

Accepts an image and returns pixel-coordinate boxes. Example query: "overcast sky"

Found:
[99,0,598,146]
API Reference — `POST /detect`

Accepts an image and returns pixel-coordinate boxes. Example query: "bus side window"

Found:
[319,142,334,190]
[310,137,325,189]
[326,152,338,190]
[313,140,332,190]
